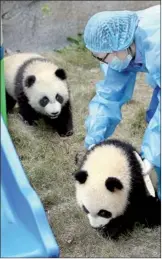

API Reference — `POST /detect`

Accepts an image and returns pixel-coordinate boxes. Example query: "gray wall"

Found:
[2,1,160,52]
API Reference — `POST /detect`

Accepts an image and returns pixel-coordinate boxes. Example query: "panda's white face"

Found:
[88,213,111,228]
[36,94,63,119]
[23,61,69,118]
[74,144,131,229]
[76,189,113,228]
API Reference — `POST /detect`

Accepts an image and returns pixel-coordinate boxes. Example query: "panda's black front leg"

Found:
[17,96,39,125]
[6,91,17,112]
[19,103,39,125]
[100,214,135,240]
[50,101,73,137]
[140,196,161,227]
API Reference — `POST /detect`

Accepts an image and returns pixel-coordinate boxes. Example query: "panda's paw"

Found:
[18,114,38,126]
[60,130,73,137]
[24,120,30,125]
[65,130,74,137]
[18,114,31,125]
[24,120,37,126]
[32,121,38,126]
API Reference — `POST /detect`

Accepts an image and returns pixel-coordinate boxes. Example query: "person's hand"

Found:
[142,159,153,176]
[88,144,95,150]
[142,159,155,197]
[135,151,153,175]
[134,151,155,197]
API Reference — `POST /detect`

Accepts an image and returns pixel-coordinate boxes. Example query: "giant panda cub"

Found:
[73,139,161,239]
[4,53,73,137]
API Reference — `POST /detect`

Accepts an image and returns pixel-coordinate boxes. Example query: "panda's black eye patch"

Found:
[56,94,63,104]
[82,205,89,214]
[98,210,112,218]
[39,96,49,107]
[25,75,36,87]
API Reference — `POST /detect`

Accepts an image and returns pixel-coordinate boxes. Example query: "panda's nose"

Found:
[51,112,59,116]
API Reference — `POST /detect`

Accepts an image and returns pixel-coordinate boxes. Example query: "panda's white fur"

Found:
[77,145,131,228]
[5,53,68,116]
[74,139,160,238]
[5,53,40,98]
[4,53,73,136]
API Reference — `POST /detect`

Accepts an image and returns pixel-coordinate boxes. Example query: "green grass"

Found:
[130,107,147,137]
[7,43,160,257]
[54,34,99,69]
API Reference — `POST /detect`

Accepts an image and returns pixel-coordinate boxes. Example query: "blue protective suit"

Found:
[84,5,161,198]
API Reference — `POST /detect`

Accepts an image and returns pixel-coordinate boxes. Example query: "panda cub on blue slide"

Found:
[4,53,73,137]
[73,139,161,239]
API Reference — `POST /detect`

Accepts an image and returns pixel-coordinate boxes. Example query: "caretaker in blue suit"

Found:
[83,5,161,198]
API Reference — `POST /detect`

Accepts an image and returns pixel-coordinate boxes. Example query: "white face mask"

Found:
[109,53,132,72]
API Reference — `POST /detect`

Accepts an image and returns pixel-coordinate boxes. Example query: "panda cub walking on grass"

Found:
[4,53,73,137]
[73,139,161,239]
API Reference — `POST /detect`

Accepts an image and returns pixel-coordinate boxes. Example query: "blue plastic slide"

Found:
[1,116,60,257]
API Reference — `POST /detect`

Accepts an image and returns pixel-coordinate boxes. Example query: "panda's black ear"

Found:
[105,177,123,192]
[55,68,67,80]
[73,170,88,184]
[25,75,36,87]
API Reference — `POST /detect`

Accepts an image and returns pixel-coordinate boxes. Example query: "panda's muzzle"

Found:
[50,112,59,119]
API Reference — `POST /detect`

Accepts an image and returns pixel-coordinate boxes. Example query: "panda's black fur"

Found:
[101,140,161,239]
[5,54,73,137]
[74,139,161,239]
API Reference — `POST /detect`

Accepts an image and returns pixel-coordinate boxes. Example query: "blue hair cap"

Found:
[84,11,139,53]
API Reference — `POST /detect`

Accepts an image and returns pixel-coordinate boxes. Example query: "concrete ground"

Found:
[2,1,160,52]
